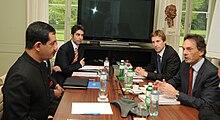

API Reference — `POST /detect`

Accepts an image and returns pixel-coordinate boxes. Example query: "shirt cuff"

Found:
[144,71,148,77]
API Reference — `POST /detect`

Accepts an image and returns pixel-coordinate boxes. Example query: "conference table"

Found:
[53,67,198,120]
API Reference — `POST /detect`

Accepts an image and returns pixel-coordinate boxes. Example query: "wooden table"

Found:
[53,69,198,120]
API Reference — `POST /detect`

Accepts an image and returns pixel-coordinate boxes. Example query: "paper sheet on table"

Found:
[72,72,98,77]
[79,65,104,70]
[133,74,145,79]
[71,102,113,114]
[133,79,144,83]
[138,94,180,105]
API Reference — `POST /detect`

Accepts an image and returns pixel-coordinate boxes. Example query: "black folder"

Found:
[63,77,89,89]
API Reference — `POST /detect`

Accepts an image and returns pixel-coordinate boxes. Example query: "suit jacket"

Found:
[3,52,50,120]
[52,40,84,86]
[168,58,220,109]
[143,45,181,80]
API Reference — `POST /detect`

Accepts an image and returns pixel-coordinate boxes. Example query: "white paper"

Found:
[138,94,180,105]
[79,65,104,70]
[133,79,144,83]
[71,102,113,114]
[133,74,145,79]
[72,72,98,77]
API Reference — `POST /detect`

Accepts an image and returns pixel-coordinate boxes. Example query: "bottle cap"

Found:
[102,67,106,71]
[127,63,131,67]
[153,86,158,90]
[148,82,153,86]
[125,60,129,63]
[105,57,108,60]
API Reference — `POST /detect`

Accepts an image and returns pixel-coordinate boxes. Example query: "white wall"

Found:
[207,0,220,59]
[0,1,26,76]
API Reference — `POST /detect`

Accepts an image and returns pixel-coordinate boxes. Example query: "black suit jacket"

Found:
[144,45,181,80]
[168,59,220,109]
[3,52,50,120]
[52,40,84,85]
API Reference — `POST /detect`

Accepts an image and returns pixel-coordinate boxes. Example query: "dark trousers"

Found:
[199,102,220,120]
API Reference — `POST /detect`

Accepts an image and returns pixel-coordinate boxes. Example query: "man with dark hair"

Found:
[135,29,181,80]
[156,34,220,109]
[3,21,58,120]
[52,24,85,86]
[199,61,220,120]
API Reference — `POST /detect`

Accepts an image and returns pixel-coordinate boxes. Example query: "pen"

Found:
[82,113,100,115]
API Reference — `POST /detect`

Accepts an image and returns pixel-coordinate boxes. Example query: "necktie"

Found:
[188,66,193,96]
[157,54,161,73]
[72,48,78,64]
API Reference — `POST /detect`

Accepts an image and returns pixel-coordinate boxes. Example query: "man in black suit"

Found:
[199,61,220,120]
[52,25,85,86]
[156,34,220,110]
[135,29,180,80]
[3,21,58,120]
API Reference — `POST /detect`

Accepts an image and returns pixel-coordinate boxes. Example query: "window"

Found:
[180,0,209,46]
[49,0,78,41]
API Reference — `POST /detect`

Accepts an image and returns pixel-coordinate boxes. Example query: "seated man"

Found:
[52,25,85,86]
[135,30,181,80]
[156,34,220,109]
[199,61,220,120]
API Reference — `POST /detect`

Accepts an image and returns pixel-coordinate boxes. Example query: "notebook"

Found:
[63,77,89,89]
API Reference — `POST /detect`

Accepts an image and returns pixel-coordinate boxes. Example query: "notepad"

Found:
[87,82,100,89]
[63,77,89,89]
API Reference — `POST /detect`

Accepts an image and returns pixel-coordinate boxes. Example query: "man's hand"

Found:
[80,58,85,66]
[54,84,64,98]
[135,67,147,76]
[157,79,178,98]
[52,66,62,72]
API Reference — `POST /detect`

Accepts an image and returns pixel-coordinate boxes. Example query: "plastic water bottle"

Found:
[118,60,125,81]
[145,82,153,113]
[100,68,107,91]
[124,68,133,89]
[150,86,159,116]
[104,57,109,74]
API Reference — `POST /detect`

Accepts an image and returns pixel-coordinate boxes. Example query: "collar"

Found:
[158,45,166,57]
[71,40,78,51]
[192,58,205,72]
[23,51,44,68]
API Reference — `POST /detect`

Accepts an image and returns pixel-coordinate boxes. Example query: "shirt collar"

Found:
[158,45,166,57]
[71,40,78,51]
[192,58,205,72]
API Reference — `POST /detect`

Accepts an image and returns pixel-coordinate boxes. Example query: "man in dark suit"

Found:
[156,34,220,110]
[199,61,220,120]
[52,25,85,86]
[3,21,58,120]
[135,30,180,80]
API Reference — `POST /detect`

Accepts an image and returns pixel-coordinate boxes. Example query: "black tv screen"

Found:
[78,0,155,43]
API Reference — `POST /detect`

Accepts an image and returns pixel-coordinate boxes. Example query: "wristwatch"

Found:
[175,91,180,99]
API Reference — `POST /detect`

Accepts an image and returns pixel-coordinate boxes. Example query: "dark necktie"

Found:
[188,66,193,96]
[157,54,161,73]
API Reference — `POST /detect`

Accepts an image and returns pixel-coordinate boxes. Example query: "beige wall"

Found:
[0,1,26,76]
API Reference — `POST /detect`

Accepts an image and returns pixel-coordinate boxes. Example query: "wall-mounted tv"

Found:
[78,0,155,44]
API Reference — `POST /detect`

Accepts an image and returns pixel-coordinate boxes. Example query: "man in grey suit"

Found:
[156,34,220,109]
[52,25,85,86]
[135,29,181,80]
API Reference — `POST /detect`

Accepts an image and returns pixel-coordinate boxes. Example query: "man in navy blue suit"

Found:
[199,61,220,120]
[156,34,220,110]
[52,25,85,86]
[135,29,180,80]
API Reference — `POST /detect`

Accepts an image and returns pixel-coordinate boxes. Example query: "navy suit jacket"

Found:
[143,45,181,80]
[52,40,84,86]
[168,58,220,109]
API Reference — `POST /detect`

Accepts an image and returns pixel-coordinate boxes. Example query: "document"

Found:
[71,102,113,114]
[79,65,104,71]
[133,74,145,79]
[72,72,98,77]
[138,94,180,105]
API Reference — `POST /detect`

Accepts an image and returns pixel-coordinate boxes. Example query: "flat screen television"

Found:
[77,0,155,44]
